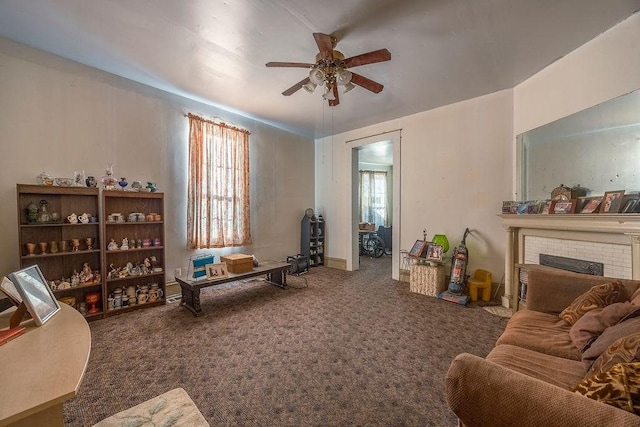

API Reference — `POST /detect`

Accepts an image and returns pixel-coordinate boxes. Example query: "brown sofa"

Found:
[445,266,640,427]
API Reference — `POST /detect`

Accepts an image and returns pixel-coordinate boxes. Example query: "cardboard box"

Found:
[220,254,254,273]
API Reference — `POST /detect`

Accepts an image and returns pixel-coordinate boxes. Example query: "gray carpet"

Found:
[64,256,507,426]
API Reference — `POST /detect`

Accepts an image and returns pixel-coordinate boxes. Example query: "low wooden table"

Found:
[175,261,290,316]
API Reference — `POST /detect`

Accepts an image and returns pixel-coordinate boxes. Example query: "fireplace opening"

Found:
[539,254,604,276]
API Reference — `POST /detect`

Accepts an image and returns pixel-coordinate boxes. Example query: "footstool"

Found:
[93,388,209,427]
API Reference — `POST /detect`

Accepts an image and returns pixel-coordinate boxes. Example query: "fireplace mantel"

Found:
[501,214,640,309]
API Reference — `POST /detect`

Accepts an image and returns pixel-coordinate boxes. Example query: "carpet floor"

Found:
[64,256,507,426]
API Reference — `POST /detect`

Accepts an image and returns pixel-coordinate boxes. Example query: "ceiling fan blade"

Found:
[329,85,340,107]
[350,73,384,93]
[344,49,391,68]
[313,33,334,61]
[282,77,310,96]
[266,62,314,68]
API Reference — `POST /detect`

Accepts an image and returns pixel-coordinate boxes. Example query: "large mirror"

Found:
[517,89,640,200]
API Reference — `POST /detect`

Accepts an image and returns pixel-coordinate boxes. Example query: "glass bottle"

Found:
[26,201,39,223]
[118,177,128,190]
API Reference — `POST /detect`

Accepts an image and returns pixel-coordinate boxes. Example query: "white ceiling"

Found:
[0,1,638,139]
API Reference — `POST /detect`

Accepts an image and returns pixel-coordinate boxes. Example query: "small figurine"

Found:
[71,270,80,287]
[108,239,119,251]
[120,237,129,250]
[80,262,94,283]
[108,263,119,279]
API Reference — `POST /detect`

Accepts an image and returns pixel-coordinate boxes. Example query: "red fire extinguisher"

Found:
[448,228,470,294]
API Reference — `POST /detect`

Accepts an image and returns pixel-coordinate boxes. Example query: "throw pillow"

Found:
[589,332,640,375]
[583,319,640,370]
[560,281,628,326]
[574,361,640,415]
[570,303,640,352]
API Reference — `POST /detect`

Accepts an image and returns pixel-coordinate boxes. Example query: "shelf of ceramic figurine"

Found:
[105,299,165,316]
[105,271,164,284]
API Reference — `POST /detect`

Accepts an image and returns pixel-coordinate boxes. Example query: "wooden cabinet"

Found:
[301,213,325,267]
[102,191,165,315]
[16,184,104,320]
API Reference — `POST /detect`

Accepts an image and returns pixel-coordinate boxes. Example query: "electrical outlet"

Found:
[174,268,181,277]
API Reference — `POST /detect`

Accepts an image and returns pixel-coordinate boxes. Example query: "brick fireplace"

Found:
[501,214,640,309]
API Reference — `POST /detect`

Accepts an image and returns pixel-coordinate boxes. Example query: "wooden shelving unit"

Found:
[102,190,166,315]
[16,184,104,320]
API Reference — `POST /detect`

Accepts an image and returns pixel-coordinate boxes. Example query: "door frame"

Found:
[349,130,401,279]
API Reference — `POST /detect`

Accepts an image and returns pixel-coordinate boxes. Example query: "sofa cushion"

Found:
[574,362,640,415]
[590,332,640,375]
[487,344,586,390]
[560,281,628,326]
[631,288,640,305]
[583,319,640,370]
[496,309,581,360]
[569,303,640,352]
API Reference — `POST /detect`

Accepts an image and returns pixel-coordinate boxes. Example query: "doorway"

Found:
[350,131,401,280]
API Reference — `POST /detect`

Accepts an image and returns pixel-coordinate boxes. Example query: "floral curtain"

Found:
[187,113,252,249]
[359,170,388,226]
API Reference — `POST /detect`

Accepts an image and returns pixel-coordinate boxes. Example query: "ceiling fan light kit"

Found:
[266,33,390,106]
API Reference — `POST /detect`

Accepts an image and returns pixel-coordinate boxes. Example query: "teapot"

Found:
[78,213,90,224]
[67,213,78,224]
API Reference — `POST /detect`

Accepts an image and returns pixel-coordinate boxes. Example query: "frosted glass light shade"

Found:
[336,69,352,85]
[303,81,317,93]
[309,68,326,85]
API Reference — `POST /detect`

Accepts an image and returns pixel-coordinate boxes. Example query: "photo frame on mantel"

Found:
[580,197,602,214]
[600,190,625,213]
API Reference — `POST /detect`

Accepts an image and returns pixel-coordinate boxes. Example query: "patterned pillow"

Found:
[590,332,640,375]
[570,303,640,352]
[574,362,640,415]
[560,281,628,325]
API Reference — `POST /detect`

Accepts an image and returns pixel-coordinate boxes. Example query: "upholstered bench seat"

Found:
[93,387,209,427]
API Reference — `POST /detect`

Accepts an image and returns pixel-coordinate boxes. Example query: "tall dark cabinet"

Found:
[301,210,325,267]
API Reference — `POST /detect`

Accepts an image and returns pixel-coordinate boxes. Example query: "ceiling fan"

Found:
[266,33,391,106]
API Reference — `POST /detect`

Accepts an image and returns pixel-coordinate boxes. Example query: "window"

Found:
[187,113,252,249]
[359,170,388,226]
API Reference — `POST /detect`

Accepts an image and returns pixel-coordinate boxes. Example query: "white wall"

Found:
[315,90,514,281]
[0,37,314,280]
[514,12,640,138]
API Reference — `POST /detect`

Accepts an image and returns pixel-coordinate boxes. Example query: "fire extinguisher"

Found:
[448,228,470,294]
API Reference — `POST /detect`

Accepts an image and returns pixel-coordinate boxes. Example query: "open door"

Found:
[349,131,401,280]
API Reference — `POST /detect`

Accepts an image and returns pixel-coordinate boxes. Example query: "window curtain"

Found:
[359,170,388,226]
[187,113,252,249]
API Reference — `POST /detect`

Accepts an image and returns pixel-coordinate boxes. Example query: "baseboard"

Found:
[325,257,347,270]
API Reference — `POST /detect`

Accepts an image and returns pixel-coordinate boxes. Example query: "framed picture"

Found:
[553,200,574,214]
[205,262,228,280]
[190,254,215,279]
[541,200,553,214]
[601,190,625,213]
[580,197,602,214]
[622,198,640,213]
[426,244,443,261]
[8,265,60,326]
[408,240,428,258]
[0,276,22,306]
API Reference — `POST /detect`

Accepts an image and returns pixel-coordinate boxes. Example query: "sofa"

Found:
[445,266,640,426]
